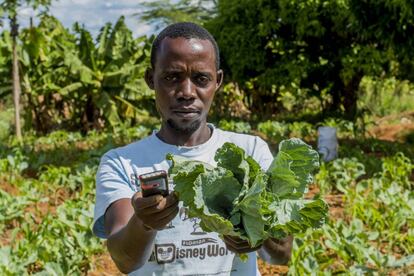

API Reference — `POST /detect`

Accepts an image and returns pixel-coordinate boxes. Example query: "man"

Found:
[93,22,293,275]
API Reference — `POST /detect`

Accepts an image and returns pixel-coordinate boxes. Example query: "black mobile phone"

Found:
[139,170,169,197]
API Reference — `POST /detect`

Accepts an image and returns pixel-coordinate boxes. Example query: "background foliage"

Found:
[0,0,414,275]
[1,15,157,134]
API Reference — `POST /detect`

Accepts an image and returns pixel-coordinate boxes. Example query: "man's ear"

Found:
[216,69,224,90]
[145,68,155,89]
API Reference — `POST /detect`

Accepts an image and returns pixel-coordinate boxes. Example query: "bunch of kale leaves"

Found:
[167,138,328,248]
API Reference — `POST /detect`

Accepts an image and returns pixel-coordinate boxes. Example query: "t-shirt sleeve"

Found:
[93,150,135,239]
[252,136,274,171]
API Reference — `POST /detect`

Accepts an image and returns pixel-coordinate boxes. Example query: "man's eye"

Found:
[164,75,178,82]
[196,76,210,85]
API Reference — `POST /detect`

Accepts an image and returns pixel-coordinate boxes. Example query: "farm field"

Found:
[1,114,413,275]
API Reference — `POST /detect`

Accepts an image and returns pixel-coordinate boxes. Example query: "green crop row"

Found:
[290,153,414,274]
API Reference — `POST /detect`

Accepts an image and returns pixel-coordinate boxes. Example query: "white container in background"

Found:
[317,126,338,162]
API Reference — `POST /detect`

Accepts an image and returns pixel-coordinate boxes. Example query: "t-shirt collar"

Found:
[151,123,218,156]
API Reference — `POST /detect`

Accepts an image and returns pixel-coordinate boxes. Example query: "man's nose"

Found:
[177,78,195,99]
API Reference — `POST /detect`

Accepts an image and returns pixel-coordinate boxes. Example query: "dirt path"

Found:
[368,113,414,142]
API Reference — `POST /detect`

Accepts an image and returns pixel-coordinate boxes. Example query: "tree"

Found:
[348,0,414,81]
[142,0,414,120]
[137,0,216,30]
[205,1,388,119]
[0,0,53,140]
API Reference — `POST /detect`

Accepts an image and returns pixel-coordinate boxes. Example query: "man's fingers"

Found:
[164,192,179,208]
[249,244,262,251]
[224,235,240,243]
[137,194,179,215]
[141,203,178,222]
[225,243,261,254]
[132,192,163,209]
[151,206,179,230]
[223,235,261,254]
[132,191,179,230]
[226,243,243,254]
[158,206,179,226]
[132,192,178,210]
[234,247,259,254]
[225,242,252,254]
[224,235,248,247]
[225,240,251,251]
[158,204,179,220]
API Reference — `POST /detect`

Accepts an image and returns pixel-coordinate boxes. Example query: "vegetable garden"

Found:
[1,0,414,275]
[0,116,413,275]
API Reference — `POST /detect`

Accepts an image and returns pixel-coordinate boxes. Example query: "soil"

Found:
[0,179,20,196]
[368,113,414,142]
[258,259,289,275]
[306,185,346,220]
[0,221,24,246]
[87,252,122,276]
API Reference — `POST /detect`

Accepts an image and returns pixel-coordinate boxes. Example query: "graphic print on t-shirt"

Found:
[179,206,206,235]
[155,244,176,264]
[152,206,235,265]
[129,173,140,192]
[154,238,234,265]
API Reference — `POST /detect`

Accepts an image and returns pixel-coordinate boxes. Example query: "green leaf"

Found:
[234,172,269,246]
[268,138,320,198]
[268,198,328,239]
[58,82,83,96]
[197,167,241,217]
[215,142,250,185]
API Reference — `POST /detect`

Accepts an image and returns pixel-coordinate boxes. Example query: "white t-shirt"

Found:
[93,125,274,276]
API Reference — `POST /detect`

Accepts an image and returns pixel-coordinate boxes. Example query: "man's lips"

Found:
[171,108,201,118]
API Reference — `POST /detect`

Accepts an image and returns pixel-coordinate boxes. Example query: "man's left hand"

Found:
[223,235,262,254]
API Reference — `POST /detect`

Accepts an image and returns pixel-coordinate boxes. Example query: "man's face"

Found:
[146,37,222,133]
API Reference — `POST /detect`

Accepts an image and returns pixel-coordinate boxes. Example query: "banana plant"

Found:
[17,15,154,133]
[0,31,12,100]
[0,0,53,140]
[19,15,77,133]
[62,16,154,132]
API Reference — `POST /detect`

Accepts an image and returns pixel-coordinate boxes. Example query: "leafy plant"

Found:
[0,147,28,181]
[168,139,328,251]
[0,190,29,231]
[218,119,252,134]
[257,121,289,143]
[316,158,366,194]
[287,121,316,140]
[346,153,414,254]
[358,77,414,117]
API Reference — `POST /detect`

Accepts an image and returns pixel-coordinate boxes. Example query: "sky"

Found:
[2,0,156,38]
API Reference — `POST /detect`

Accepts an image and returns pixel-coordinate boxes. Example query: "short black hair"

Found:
[150,22,220,69]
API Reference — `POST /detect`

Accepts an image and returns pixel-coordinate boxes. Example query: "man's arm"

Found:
[258,236,293,265]
[104,193,179,274]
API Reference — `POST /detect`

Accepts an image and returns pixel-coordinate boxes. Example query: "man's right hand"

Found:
[131,192,179,231]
